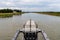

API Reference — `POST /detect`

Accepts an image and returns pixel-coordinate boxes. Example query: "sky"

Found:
[0,0,60,12]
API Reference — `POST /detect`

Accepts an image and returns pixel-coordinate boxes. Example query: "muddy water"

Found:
[0,13,60,40]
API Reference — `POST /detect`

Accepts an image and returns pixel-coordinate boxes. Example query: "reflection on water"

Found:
[0,13,60,40]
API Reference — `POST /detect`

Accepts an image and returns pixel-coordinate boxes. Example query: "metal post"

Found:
[41,30,50,40]
[12,30,23,40]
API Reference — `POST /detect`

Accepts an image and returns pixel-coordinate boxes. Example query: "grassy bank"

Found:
[0,13,22,18]
[37,12,60,16]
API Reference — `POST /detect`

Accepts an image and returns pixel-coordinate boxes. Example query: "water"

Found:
[0,13,60,40]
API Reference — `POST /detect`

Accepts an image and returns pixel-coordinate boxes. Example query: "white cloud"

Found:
[49,3,60,7]
[2,2,12,5]
[1,1,15,6]
[0,0,60,11]
[18,0,41,5]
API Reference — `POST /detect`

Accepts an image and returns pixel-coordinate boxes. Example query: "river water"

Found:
[0,13,60,40]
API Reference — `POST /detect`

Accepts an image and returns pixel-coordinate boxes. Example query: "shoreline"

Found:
[36,12,60,16]
[0,12,60,18]
[0,13,22,18]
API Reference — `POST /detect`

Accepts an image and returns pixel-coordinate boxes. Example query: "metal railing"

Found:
[12,20,50,40]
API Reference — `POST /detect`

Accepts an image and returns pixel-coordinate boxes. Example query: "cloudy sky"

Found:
[0,0,60,12]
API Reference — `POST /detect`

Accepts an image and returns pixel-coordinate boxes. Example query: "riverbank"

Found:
[0,13,22,18]
[37,12,60,16]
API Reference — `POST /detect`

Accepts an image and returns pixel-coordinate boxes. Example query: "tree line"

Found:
[0,9,22,13]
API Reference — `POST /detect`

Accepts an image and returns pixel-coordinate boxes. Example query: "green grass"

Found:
[0,13,13,18]
[0,13,22,18]
[13,12,22,15]
[37,12,60,16]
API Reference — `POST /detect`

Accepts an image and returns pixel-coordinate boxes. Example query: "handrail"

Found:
[12,29,50,40]
[12,20,50,40]
[38,30,50,40]
[12,30,20,40]
[41,30,49,40]
[12,30,23,40]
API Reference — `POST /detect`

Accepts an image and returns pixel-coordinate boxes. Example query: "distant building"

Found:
[13,11,17,13]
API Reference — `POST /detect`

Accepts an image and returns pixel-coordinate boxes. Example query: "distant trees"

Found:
[0,9,13,13]
[14,9,22,12]
[0,9,22,13]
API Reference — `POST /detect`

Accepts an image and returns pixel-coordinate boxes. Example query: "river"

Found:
[0,13,60,40]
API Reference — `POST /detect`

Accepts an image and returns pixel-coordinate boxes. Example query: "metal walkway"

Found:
[12,20,50,40]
